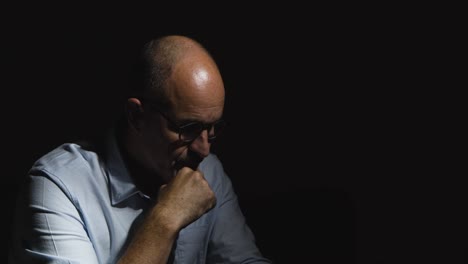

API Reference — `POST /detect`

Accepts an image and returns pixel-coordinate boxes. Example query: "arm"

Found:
[11,166,215,264]
[10,173,100,263]
[116,204,178,264]
[117,167,216,264]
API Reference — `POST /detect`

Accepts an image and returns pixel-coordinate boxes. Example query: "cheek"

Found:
[142,122,163,145]
[167,136,190,160]
[139,122,167,160]
[171,145,188,160]
[147,122,183,157]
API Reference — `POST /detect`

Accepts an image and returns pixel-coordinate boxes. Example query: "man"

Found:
[10,35,271,263]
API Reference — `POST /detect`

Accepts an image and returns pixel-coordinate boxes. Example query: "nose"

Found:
[189,129,211,158]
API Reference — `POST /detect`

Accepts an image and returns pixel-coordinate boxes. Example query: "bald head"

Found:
[130,35,224,112]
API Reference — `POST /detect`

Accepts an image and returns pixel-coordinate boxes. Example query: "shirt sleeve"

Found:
[10,171,100,264]
[206,160,272,264]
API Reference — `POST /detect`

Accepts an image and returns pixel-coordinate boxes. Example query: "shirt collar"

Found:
[105,129,141,206]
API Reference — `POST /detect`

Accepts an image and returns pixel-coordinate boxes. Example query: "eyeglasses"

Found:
[142,99,226,143]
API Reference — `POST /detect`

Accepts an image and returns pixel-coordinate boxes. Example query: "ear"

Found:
[126,98,145,131]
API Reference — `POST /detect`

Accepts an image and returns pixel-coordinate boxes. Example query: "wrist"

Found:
[150,204,182,238]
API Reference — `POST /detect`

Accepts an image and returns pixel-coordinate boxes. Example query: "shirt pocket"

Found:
[174,225,208,264]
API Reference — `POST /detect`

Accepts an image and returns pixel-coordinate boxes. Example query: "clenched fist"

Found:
[152,167,216,231]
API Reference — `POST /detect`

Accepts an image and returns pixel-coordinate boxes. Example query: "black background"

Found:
[4,3,465,263]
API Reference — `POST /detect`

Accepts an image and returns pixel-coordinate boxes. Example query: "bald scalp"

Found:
[130,35,217,110]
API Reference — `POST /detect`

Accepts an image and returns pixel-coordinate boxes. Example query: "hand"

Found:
[155,167,216,231]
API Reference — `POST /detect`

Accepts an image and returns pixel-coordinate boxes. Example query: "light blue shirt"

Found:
[10,132,270,263]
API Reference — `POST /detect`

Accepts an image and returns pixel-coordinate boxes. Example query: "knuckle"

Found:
[192,171,205,181]
[179,167,192,174]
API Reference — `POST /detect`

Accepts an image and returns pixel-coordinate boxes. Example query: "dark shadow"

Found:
[239,189,356,263]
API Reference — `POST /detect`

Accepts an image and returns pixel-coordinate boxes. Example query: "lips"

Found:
[174,151,203,171]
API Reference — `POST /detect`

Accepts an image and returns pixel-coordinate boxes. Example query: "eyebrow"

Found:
[176,118,222,126]
[171,112,222,125]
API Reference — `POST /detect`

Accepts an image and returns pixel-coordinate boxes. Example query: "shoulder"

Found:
[199,153,233,193]
[199,153,223,173]
[199,154,225,181]
[29,142,103,191]
[33,142,98,172]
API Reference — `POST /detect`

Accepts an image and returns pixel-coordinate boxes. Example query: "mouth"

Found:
[173,151,203,171]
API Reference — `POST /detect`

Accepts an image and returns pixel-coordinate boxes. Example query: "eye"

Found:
[179,123,203,142]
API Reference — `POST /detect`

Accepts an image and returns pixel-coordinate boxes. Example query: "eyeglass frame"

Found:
[139,98,226,143]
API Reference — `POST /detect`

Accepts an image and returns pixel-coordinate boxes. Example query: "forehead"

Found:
[165,55,225,121]
[169,90,225,123]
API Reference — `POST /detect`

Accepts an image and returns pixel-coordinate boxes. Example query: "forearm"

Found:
[118,168,216,263]
[117,205,180,264]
